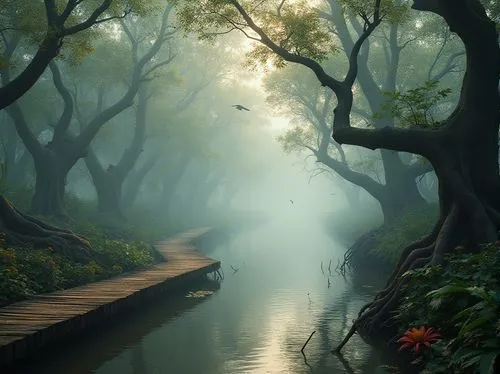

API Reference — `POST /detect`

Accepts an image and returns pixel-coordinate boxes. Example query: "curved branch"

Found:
[75,4,174,152]
[49,61,74,139]
[344,0,383,86]
[114,84,148,181]
[229,0,343,92]
[316,153,385,201]
[333,126,440,158]
[0,35,61,110]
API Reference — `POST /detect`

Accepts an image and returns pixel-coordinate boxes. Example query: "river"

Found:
[17,220,388,374]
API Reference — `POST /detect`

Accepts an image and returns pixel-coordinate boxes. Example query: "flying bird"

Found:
[232,104,250,111]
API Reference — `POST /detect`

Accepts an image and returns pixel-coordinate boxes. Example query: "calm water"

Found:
[17,220,388,374]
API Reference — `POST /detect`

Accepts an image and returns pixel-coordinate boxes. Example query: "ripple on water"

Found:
[19,225,386,374]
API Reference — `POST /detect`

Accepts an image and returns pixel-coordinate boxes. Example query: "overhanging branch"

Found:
[333,126,440,158]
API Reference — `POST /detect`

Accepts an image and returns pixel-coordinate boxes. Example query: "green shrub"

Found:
[0,183,205,307]
[395,244,500,373]
[0,232,159,306]
[0,248,33,304]
[370,204,438,265]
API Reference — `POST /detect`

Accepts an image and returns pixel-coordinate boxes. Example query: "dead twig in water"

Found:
[301,330,316,353]
[328,259,332,275]
[332,324,356,353]
[320,261,324,275]
[301,350,313,371]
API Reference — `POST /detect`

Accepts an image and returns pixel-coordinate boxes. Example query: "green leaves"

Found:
[176,0,336,69]
[374,80,452,129]
[396,244,500,373]
[370,204,439,265]
[338,0,410,24]
[479,352,498,374]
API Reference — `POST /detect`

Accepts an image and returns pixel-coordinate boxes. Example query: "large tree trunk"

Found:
[334,0,500,348]
[379,151,428,223]
[84,149,126,221]
[30,148,71,217]
[326,1,429,222]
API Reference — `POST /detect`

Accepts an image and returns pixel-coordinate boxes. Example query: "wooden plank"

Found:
[0,227,220,368]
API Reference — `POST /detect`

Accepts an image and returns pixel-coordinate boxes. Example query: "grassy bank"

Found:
[0,188,181,307]
[325,204,439,272]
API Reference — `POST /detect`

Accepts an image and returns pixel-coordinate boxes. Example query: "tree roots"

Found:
[0,195,93,263]
[333,201,494,352]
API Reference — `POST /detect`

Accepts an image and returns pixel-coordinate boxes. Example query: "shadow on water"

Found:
[12,279,221,374]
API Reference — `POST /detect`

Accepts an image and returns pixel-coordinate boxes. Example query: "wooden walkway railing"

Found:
[0,227,220,367]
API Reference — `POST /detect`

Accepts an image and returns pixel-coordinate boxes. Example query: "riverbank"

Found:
[0,228,220,369]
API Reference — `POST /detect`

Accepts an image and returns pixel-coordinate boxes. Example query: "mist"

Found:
[1,1,495,374]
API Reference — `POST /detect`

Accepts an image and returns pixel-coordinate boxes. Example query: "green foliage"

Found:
[396,245,500,373]
[0,0,160,66]
[338,0,410,24]
[371,204,438,265]
[175,0,336,69]
[0,231,157,307]
[374,80,452,129]
[0,185,166,307]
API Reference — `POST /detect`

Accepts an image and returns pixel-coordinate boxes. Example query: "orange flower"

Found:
[398,326,441,354]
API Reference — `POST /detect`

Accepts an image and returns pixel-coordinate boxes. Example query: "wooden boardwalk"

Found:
[0,227,220,367]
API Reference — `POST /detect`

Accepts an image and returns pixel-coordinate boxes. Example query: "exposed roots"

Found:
[338,226,387,274]
[333,201,491,352]
[0,195,93,263]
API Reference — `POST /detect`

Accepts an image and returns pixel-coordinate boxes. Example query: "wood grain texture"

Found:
[0,227,220,367]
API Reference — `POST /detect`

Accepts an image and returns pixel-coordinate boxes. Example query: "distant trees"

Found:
[79,5,176,220]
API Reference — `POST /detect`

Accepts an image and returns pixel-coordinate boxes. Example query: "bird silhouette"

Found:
[232,104,250,111]
[290,199,294,204]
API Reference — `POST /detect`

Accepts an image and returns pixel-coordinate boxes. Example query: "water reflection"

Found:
[17,222,388,374]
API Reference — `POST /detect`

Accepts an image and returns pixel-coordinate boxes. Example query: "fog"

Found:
[1,1,474,373]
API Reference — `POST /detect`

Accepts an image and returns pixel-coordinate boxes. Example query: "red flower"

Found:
[398,326,441,355]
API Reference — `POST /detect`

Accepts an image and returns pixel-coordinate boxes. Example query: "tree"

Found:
[267,1,465,223]
[2,4,174,217]
[78,7,177,220]
[0,0,153,109]
[175,0,500,344]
